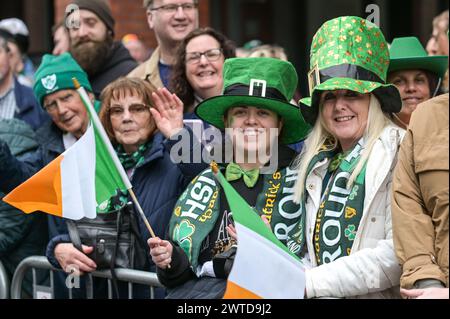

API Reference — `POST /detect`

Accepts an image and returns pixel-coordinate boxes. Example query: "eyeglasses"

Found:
[109,103,150,118]
[43,93,75,114]
[185,48,223,64]
[150,3,198,14]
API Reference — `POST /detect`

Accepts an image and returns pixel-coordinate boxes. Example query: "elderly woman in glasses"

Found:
[47,77,203,298]
[171,27,236,115]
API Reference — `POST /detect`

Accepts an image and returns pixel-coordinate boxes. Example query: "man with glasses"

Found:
[128,0,199,89]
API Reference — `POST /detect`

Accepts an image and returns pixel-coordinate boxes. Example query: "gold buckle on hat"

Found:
[308,64,320,96]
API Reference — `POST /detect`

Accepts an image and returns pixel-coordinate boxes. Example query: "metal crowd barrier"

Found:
[0,260,9,299]
[11,256,163,299]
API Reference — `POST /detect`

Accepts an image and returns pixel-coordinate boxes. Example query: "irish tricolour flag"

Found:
[3,81,131,220]
[211,164,305,299]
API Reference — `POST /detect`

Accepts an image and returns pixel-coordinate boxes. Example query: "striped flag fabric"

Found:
[3,82,131,220]
[212,164,305,299]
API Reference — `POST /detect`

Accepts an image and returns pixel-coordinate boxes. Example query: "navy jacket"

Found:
[14,78,50,130]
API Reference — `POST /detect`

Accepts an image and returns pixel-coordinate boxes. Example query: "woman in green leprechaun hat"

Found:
[147,57,311,298]
[387,36,448,129]
[287,16,404,299]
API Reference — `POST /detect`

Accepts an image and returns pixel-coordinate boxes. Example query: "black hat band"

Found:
[319,64,384,84]
[223,84,288,102]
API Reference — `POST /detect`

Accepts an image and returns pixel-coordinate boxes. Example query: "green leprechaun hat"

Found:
[300,16,402,125]
[388,36,448,78]
[195,57,311,144]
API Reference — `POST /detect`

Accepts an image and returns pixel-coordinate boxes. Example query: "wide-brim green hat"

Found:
[195,57,311,144]
[300,16,402,125]
[388,36,448,78]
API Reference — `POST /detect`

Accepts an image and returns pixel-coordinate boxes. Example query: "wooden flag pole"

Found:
[128,189,156,238]
[72,78,170,268]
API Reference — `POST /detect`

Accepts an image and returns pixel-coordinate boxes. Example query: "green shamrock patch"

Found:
[344,225,357,241]
[172,220,196,259]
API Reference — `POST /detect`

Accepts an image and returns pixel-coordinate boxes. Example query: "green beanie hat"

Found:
[33,52,92,106]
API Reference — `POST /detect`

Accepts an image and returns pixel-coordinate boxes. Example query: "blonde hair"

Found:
[293,94,392,203]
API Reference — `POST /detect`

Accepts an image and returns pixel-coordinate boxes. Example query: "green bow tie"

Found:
[225,163,260,188]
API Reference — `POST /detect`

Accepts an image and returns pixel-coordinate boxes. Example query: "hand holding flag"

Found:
[211,162,305,299]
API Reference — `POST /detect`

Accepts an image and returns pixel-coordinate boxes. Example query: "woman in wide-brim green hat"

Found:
[148,57,311,298]
[387,36,449,128]
[287,16,404,299]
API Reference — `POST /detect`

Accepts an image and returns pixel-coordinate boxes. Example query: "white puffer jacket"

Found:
[304,125,405,299]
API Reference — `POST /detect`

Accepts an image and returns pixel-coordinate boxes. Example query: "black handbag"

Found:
[66,202,149,297]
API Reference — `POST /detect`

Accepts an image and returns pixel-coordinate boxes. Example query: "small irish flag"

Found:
[3,82,131,220]
[211,163,305,299]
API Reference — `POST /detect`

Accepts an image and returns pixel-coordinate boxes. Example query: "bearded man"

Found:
[66,0,137,99]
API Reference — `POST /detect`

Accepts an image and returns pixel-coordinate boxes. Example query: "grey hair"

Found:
[144,0,199,9]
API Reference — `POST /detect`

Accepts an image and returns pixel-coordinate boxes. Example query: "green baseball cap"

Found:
[195,57,311,144]
[300,16,402,125]
[388,36,448,78]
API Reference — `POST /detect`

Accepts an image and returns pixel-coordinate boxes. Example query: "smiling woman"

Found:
[147,57,310,299]
[320,90,370,152]
[387,37,448,129]
[289,16,405,299]
[170,27,236,114]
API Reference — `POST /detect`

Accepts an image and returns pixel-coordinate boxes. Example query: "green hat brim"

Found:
[299,78,401,125]
[389,55,449,78]
[195,95,311,144]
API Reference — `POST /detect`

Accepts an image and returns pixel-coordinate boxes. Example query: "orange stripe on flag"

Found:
[3,155,64,217]
[223,281,262,299]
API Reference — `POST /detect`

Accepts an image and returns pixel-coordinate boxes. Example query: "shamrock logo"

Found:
[41,74,57,90]
[172,220,195,258]
[349,185,359,200]
[344,225,357,241]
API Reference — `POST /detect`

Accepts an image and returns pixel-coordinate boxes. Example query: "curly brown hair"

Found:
[170,27,236,112]
[99,77,157,145]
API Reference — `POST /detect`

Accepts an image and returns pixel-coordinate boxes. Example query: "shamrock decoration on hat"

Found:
[300,16,402,125]
[195,57,311,144]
